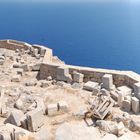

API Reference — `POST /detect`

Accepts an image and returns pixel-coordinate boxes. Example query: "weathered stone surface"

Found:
[58,101,68,113]
[25,81,37,86]
[96,120,125,136]
[96,120,118,136]
[110,91,118,101]
[14,99,24,110]
[118,91,124,107]
[55,122,101,140]
[33,48,39,57]
[83,81,99,91]
[19,64,28,72]
[122,100,131,112]
[131,96,139,113]
[134,82,140,99]
[47,103,58,116]
[40,80,52,88]
[35,126,49,140]
[11,75,21,82]
[30,63,41,71]
[26,109,45,132]
[0,55,5,65]
[128,119,140,132]
[5,109,24,126]
[73,108,87,119]
[71,82,82,89]
[16,68,24,76]
[73,71,84,83]
[0,131,11,140]
[101,134,117,140]
[102,74,115,90]
[56,67,72,83]
[117,86,132,96]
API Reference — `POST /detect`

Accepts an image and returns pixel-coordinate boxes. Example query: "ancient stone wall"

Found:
[39,63,140,88]
[0,39,140,88]
[0,40,31,50]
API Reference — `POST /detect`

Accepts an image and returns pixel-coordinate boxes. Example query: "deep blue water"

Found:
[0,2,140,73]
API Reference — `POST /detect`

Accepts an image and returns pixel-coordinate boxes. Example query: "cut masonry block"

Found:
[11,75,21,82]
[0,131,11,140]
[122,99,131,112]
[33,48,38,57]
[47,103,58,116]
[134,82,140,99]
[58,101,69,113]
[26,109,44,132]
[56,66,72,83]
[132,97,139,114]
[117,91,124,107]
[5,110,24,126]
[102,74,115,90]
[83,81,99,91]
[117,86,132,96]
[16,68,23,76]
[73,71,84,83]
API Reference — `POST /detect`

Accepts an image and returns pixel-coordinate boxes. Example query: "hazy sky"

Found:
[1,0,140,3]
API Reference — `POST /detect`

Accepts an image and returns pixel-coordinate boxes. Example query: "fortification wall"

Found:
[0,40,32,50]
[39,63,140,88]
[0,39,140,88]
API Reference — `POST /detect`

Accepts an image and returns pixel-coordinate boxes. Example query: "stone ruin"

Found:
[0,40,140,139]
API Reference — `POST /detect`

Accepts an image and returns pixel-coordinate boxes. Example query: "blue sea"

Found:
[0,1,140,73]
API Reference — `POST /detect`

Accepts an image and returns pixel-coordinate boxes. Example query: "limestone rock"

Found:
[55,122,101,140]
[11,75,21,82]
[83,81,99,91]
[5,109,24,126]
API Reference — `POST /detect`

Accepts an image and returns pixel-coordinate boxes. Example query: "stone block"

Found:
[33,48,38,57]
[20,116,28,130]
[122,100,131,112]
[30,63,41,71]
[56,67,72,83]
[117,91,124,107]
[19,64,28,72]
[0,56,5,65]
[58,101,68,113]
[117,86,132,96]
[47,103,58,116]
[0,131,11,140]
[83,81,99,91]
[26,109,45,132]
[16,68,23,76]
[40,48,46,57]
[102,74,114,90]
[134,82,140,99]
[40,80,52,88]
[11,75,21,82]
[5,109,24,126]
[73,71,84,83]
[132,97,139,114]
[35,126,49,140]
[110,91,118,101]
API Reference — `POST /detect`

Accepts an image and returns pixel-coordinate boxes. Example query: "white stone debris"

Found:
[56,66,72,83]
[83,81,99,91]
[11,75,21,82]
[134,82,140,99]
[5,109,24,126]
[73,71,84,83]
[101,74,115,90]
[26,109,45,132]
[131,97,139,114]
[47,103,58,116]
